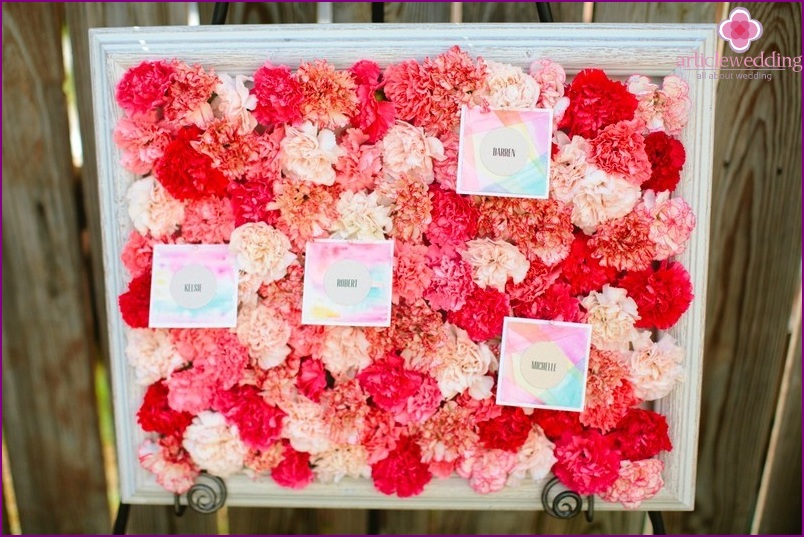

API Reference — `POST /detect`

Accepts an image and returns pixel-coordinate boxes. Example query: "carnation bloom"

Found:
[119,270,152,328]
[334,128,383,191]
[600,459,665,509]
[659,75,691,136]
[280,121,345,186]
[331,190,392,240]
[269,178,341,249]
[252,62,303,127]
[296,357,327,401]
[114,112,172,175]
[115,60,174,116]
[282,396,332,455]
[138,435,199,494]
[507,426,557,486]
[385,174,433,243]
[381,121,445,181]
[581,285,641,351]
[626,75,663,132]
[465,449,518,494]
[588,119,652,187]
[229,177,279,228]
[371,435,432,497]
[559,68,638,138]
[182,411,247,477]
[613,408,672,460]
[137,381,194,437]
[483,61,540,109]
[461,238,529,292]
[553,429,622,495]
[126,328,184,385]
[153,126,229,201]
[530,59,566,109]
[590,208,656,271]
[296,59,359,130]
[433,323,495,399]
[628,332,684,400]
[447,286,510,342]
[559,233,619,296]
[477,406,532,452]
[383,59,432,127]
[272,441,315,489]
[181,196,235,244]
[213,73,257,135]
[569,166,641,234]
[321,326,372,379]
[393,241,432,304]
[642,131,686,193]
[433,132,459,190]
[214,384,286,451]
[163,60,217,126]
[312,444,371,483]
[121,230,162,278]
[640,190,695,260]
[126,176,185,238]
[422,46,488,135]
[357,353,423,414]
[236,303,292,369]
[417,400,479,467]
[243,443,285,476]
[190,119,257,180]
[229,222,296,281]
[426,185,479,246]
[423,244,475,311]
[618,261,694,330]
[349,60,396,143]
[550,134,590,204]
[581,348,637,432]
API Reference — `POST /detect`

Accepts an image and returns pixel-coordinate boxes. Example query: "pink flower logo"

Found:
[718,7,763,53]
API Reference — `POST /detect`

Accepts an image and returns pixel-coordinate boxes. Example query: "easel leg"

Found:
[112,502,131,535]
[648,511,666,535]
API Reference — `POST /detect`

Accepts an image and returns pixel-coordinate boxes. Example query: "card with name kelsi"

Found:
[301,240,394,327]
[496,318,592,412]
[456,106,552,198]
[148,244,238,328]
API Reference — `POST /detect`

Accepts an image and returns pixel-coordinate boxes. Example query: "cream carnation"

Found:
[280,121,345,185]
[484,61,540,109]
[507,426,557,486]
[461,238,530,292]
[126,176,184,238]
[581,285,640,351]
[628,331,684,400]
[282,397,333,454]
[320,326,372,378]
[125,328,184,385]
[311,444,371,483]
[236,303,291,369]
[570,167,641,234]
[182,411,247,477]
[627,75,663,133]
[550,134,590,204]
[434,323,494,399]
[381,121,444,182]
[331,190,393,240]
[213,74,257,134]
[229,222,296,281]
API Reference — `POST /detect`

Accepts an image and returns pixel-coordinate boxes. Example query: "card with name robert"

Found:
[496,317,591,412]
[456,106,552,199]
[301,240,394,327]
[148,244,238,328]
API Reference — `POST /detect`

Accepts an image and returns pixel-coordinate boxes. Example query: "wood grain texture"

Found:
[197,1,316,25]
[592,1,718,23]
[385,2,451,23]
[665,2,802,534]
[227,507,367,534]
[461,2,584,23]
[1,2,109,533]
[333,2,372,23]
[126,505,219,535]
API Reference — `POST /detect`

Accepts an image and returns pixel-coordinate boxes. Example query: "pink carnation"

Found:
[163,60,217,126]
[270,178,340,250]
[426,185,479,246]
[334,128,383,192]
[447,285,510,342]
[320,379,371,446]
[271,441,314,489]
[600,459,665,509]
[387,175,433,243]
[115,60,174,117]
[114,111,172,174]
[138,435,199,494]
[121,230,159,278]
[588,119,652,187]
[214,384,285,450]
[228,177,279,227]
[417,400,479,465]
[423,245,475,312]
[640,190,696,260]
[362,408,403,464]
[180,196,235,243]
[383,59,432,128]
[580,348,637,432]
[251,63,303,127]
[432,132,459,190]
[553,429,622,495]
[465,449,518,494]
[349,60,395,143]
[590,208,656,272]
[393,240,432,304]
[530,59,566,109]
[422,46,488,136]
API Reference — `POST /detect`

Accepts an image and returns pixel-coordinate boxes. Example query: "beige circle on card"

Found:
[170,264,217,310]
[479,126,529,176]
[323,259,372,306]
[519,341,572,391]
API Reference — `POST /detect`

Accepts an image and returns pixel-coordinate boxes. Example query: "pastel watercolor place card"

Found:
[497,317,592,411]
[457,106,552,198]
[148,244,238,328]
[301,240,394,327]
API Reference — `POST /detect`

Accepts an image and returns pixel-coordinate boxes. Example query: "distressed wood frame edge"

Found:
[89,23,716,511]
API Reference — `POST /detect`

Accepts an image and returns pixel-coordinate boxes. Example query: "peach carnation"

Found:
[236,303,291,369]
[126,176,185,238]
[213,74,257,135]
[229,222,296,281]
[331,190,392,240]
[281,396,333,455]
[570,166,641,234]
[280,121,345,186]
[507,426,557,486]
[581,285,640,351]
[588,119,652,187]
[381,121,445,182]
[125,328,184,385]
[182,411,247,478]
[312,444,371,483]
[460,238,530,292]
[484,61,540,109]
[320,326,372,379]
[433,323,495,399]
[296,59,359,130]
[138,436,199,494]
[628,331,684,400]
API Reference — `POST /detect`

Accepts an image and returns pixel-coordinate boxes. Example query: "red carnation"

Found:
[252,63,303,127]
[559,69,638,138]
[153,126,228,201]
[137,381,193,437]
[119,269,152,328]
[214,384,285,451]
[642,131,687,192]
[271,441,314,489]
[531,410,583,441]
[115,60,174,116]
[350,60,395,143]
[426,185,479,246]
[553,429,622,495]
[560,234,619,296]
[525,282,582,323]
[619,261,693,329]
[446,286,510,342]
[371,435,432,497]
[296,357,328,402]
[357,354,423,413]
[228,178,280,227]
[613,408,672,460]
[477,406,532,452]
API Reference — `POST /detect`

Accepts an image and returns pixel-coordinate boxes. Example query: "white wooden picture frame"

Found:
[90,23,716,511]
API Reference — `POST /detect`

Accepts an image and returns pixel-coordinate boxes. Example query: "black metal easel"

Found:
[111,2,666,533]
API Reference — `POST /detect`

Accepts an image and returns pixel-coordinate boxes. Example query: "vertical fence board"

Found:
[592,1,718,23]
[333,3,372,23]
[461,2,585,23]
[385,2,451,22]
[1,2,109,533]
[197,1,316,25]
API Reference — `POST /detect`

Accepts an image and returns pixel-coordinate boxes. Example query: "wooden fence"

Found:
[2,2,800,534]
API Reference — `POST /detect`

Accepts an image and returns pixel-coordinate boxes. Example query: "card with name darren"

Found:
[301,239,394,327]
[148,244,238,328]
[496,317,592,411]
[456,106,552,198]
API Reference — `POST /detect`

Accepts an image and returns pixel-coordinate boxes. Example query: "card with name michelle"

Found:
[456,106,552,198]
[496,317,592,411]
[301,239,394,327]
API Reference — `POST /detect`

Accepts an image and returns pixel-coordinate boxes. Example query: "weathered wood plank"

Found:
[1,2,109,533]
[754,296,802,535]
[460,2,584,23]
[593,1,718,23]
[197,1,316,25]
[664,2,802,534]
[126,505,219,534]
[227,507,366,534]
[385,2,450,23]
[333,2,372,23]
